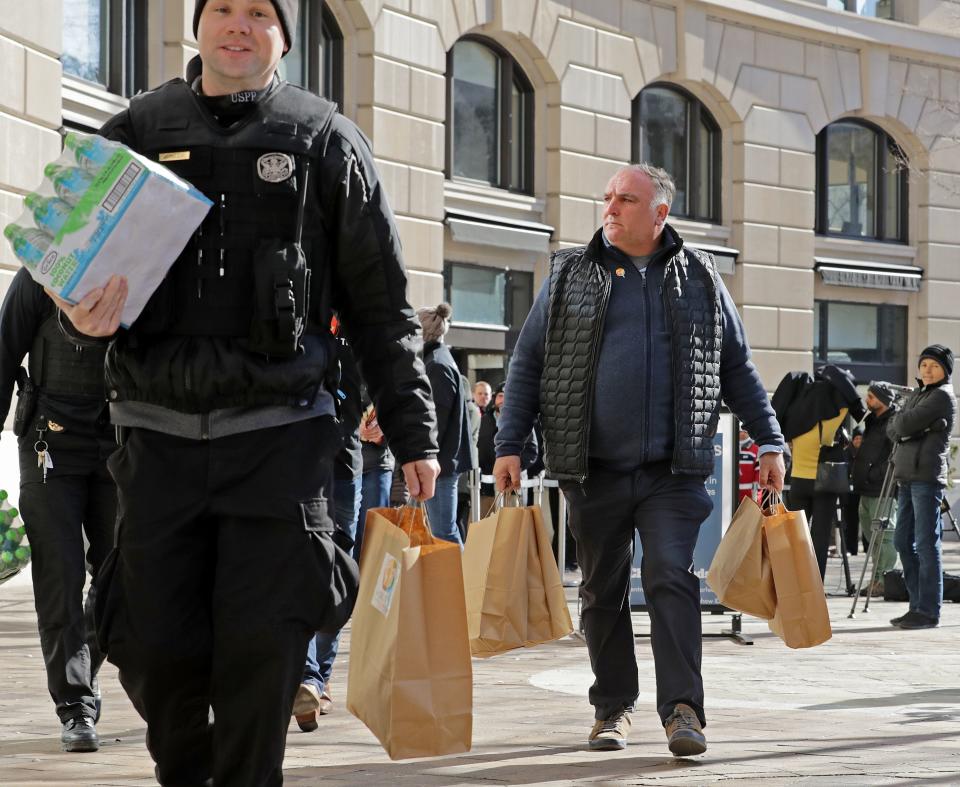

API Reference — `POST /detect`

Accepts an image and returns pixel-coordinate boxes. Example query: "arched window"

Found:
[633,84,720,222]
[816,120,907,242]
[282,0,343,106]
[447,37,533,193]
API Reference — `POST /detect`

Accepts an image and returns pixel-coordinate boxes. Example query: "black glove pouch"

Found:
[12,368,38,438]
[248,239,311,358]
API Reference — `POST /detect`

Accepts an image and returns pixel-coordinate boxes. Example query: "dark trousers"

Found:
[842,492,860,555]
[787,477,837,579]
[101,419,340,787]
[562,462,713,727]
[18,426,117,723]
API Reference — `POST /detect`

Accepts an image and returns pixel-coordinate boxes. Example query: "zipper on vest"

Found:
[200,413,210,441]
[641,274,653,465]
[578,267,612,482]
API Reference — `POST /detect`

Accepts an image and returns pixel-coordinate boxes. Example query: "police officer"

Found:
[50,1,440,784]
[0,267,116,752]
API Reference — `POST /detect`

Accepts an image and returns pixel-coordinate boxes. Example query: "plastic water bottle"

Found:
[3,224,52,266]
[44,164,95,205]
[65,132,116,170]
[24,193,73,236]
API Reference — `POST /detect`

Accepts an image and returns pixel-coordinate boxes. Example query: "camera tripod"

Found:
[848,451,898,617]
[940,496,960,541]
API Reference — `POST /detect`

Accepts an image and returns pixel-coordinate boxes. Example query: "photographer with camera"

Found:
[887,345,957,629]
[851,383,899,597]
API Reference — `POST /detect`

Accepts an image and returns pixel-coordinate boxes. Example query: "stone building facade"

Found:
[1,0,959,393]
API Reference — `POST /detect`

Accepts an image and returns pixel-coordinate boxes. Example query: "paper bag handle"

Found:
[485,489,523,517]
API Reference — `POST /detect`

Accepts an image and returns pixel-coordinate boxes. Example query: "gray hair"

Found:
[622,163,676,211]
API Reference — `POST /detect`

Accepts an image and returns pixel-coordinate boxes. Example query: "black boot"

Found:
[61,716,99,752]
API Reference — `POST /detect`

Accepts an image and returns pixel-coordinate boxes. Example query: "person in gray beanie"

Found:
[417,303,473,545]
[888,346,957,629]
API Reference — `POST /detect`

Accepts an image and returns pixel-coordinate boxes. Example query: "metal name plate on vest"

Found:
[257,153,295,183]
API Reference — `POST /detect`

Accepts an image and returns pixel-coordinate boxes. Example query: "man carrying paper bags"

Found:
[493,164,785,757]
[49,1,441,784]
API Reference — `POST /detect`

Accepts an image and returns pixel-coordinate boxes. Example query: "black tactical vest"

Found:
[541,243,723,480]
[125,79,337,341]
[29,312,107,398]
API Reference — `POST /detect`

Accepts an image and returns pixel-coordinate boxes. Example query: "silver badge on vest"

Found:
[257,153,295,183]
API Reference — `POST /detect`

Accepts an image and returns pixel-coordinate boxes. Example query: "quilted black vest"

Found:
[541,231,723,480]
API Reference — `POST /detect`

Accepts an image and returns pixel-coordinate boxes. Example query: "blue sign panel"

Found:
[629,420,731,609]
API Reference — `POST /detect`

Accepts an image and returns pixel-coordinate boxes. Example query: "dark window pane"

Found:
[63,0,108,85]
[694,116,713,219]
[880,305,907,366]
[814,302,822,359]
[826,123,877,237]
[281,5,310,87]
[826,302,880,364]
[509,271,534,327]
[320,13,338,101]
[882,142,903,241]
[449,265,505,325]
[452,41,499,185]
[640,87,688,216]
[510,80,525,191]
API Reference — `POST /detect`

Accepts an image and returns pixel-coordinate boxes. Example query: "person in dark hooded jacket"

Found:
[887,345,957,629]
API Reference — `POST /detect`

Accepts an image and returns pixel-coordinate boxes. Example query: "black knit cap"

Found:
[867,382,894,408]
[919,344,954,377]
[193,0,298,52]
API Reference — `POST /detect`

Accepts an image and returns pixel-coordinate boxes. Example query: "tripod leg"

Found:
[946,509,960,541]
[849,521,881,618]
[836,507,855,596]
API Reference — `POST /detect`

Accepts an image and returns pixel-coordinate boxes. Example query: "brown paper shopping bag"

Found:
[346,506,472,759]
[462,500,572,657]
[706,496,777,619]
[763,499,832,648]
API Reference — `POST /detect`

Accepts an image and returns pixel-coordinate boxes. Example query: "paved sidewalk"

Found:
[3,536,960,787]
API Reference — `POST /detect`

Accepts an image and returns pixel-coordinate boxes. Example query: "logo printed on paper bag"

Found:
[371,553,400,617]
[257,153,294,183]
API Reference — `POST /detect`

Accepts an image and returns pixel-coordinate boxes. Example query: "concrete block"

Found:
[926,172,960,209]
[780,74,828,135]
[408,166,444,221]
[739,221,780,265]
[752,349,815,390]
[623,1,659,84]
[413,0,459,50]
[394,215,444,273]
[743,106,815,154]
[778,227,815,269]
[742,183,813,229]
[550,18,596,70]
[779,150,815,191]
[651,5,677,76]
[555,106,596,154]
[0,0,62,55]
[406,269,444,309]
[375,159,410,214]
[573,0,620,30]
[730,65,780,121]
[920,279,960,319]
[561,64,630,118]
[925,207,960,245]
[409,67,446,122]
[373,56,411,113]
[756,32,804,76]
[376,7,445,72]
[452,0,477,34]
[925,243,960,281]
[737,144,780,188]
[372,107,445,170]
[682,5,707,84]
[863,48,889,118]
[594,114,630,162]
[0,37,25,115]
[597,30,644,98]
[741,305,780,349]
[0,115,60,193]
[805,44,847,122]
[778,308,815,351]
[886,58,909,120]
[703,19,723,87]
[713,23,754,103]
[558,150,622,199]
[554,195,598,244]
[740,263,814,310]
[498,0,536,40]
[836,48,862,112]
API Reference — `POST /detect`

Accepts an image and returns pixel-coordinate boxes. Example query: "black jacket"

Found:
[478,406,538,494]
[91,79,436,464]
[422,341,472,477]
[0,268,109,436]
[888,378,957,485]
[851,408,895,496]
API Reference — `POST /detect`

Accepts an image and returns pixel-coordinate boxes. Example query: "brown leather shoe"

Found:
[316,689,333,715]
[664,703,706,757]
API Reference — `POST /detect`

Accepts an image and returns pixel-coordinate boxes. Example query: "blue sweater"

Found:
[495,233,783,469]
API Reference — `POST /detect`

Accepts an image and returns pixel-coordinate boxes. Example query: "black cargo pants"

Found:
[17,420,117,723]
[98,417,341,787]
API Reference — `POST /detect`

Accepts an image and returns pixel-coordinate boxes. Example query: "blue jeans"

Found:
[893,481,944,620]
[303,474,361,691]
[424,473,462,546]
[354,468,393,561]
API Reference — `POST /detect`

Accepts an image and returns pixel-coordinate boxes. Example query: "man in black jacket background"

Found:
[851,383,899,596]
[0,269,116,753]
[48,1,439,784]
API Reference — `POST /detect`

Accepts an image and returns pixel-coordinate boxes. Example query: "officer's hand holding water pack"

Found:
[3,132,212,328]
